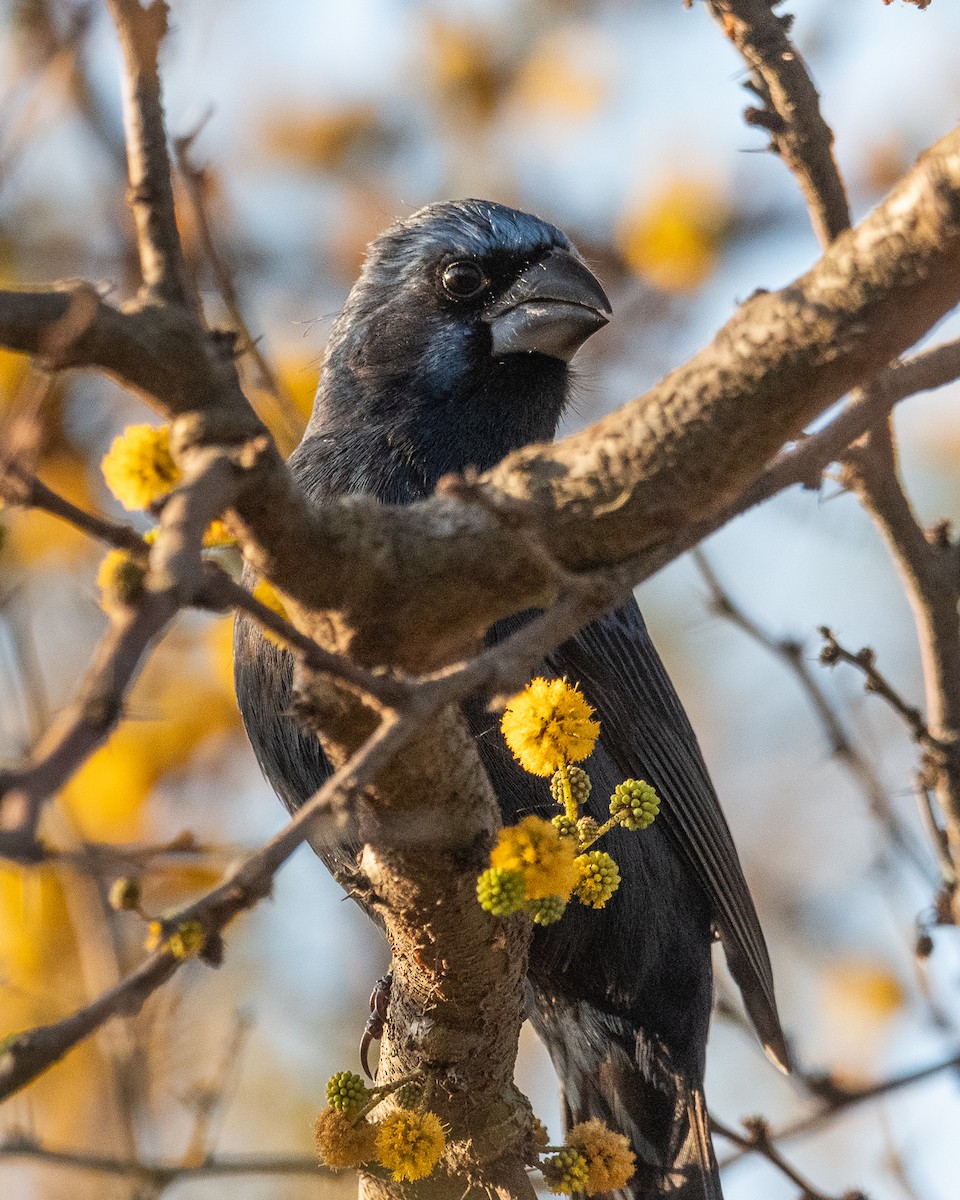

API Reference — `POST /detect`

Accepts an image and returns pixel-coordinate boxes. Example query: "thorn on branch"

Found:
[744,105,787,135]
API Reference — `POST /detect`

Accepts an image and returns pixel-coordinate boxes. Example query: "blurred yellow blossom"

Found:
[824,959,905,1024]
[263,104,390,171]
[618,177,728,293]
[276,355,319,423]
[61,630,240,842]
[101,424,180,511]
[427,19,507,123]
[490,815,579,901]
[510,29,608,119]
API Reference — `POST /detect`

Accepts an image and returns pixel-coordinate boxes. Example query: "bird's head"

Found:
[309,199,611,488]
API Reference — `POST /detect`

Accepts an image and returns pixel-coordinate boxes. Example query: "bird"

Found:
[233,198,788,1199]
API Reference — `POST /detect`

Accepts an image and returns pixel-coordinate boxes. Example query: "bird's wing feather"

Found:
[546,601,789,1070]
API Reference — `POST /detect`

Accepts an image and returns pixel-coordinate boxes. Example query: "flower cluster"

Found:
[101,424,181,511]
[477,678,663,926]
[314,1071,447,1181]
[544,1119,636,1195]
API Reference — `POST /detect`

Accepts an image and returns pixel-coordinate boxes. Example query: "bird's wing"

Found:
[545,601,789,1071]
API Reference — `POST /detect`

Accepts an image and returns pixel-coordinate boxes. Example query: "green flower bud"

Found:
[477,866,526,916]
[526,895,567,926]
[326,1070,370,1114]
[574,851,621,909]
[609,779,660,831]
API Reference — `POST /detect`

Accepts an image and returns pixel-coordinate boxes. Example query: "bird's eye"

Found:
[441,260,487,299]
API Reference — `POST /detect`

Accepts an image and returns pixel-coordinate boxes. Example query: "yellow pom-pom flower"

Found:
[375,1108,446,1182]
[567,1119,636,1194]
[490,815,579,901]
[573,851,621,909]
[500,678,599,777]
[542,1146,590,1195]
[314,1106,378,1169]
[101,424,181,511]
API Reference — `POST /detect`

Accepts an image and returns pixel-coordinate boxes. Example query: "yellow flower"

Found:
[101,424,181,511]
[490,815,578,902]
[96,549,146,610]
[167,920,205,959]
[542,1146,589,1195]
[500,678,599,776]
[252,579,290,646]
[314,1106,378,1169]
[375,1108,446,1182]
[573,851,621,910]
[567,1119,636,1194]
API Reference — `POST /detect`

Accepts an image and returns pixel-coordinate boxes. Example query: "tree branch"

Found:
[695,553,935,879]
[713,1114,858,1200]
[707,0,850,246]
[0,1135,323,1186]
[106,0,193,308]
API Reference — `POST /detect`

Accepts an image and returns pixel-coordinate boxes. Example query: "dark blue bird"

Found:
[234,199,788,1199]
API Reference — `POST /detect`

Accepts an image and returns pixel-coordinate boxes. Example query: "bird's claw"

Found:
[359,971,393,1080]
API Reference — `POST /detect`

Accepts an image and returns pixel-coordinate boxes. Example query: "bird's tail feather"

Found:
[535,998,722,1200]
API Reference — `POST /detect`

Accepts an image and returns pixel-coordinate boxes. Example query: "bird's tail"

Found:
[533,998,722,1200]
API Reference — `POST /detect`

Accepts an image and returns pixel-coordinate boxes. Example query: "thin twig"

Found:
[0,713,404,1099]
[719,1047,960,1170]
[842,428,960,913]
[694,553,934,880]
[713,1114,859,1200]
[0,1134,325,1183]
[173,123,304,452]
[818,628,944,754]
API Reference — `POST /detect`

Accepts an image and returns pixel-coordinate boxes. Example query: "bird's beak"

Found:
[484,248,611,363]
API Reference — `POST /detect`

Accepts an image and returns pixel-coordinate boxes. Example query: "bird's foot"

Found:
[359,970,393,1080]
